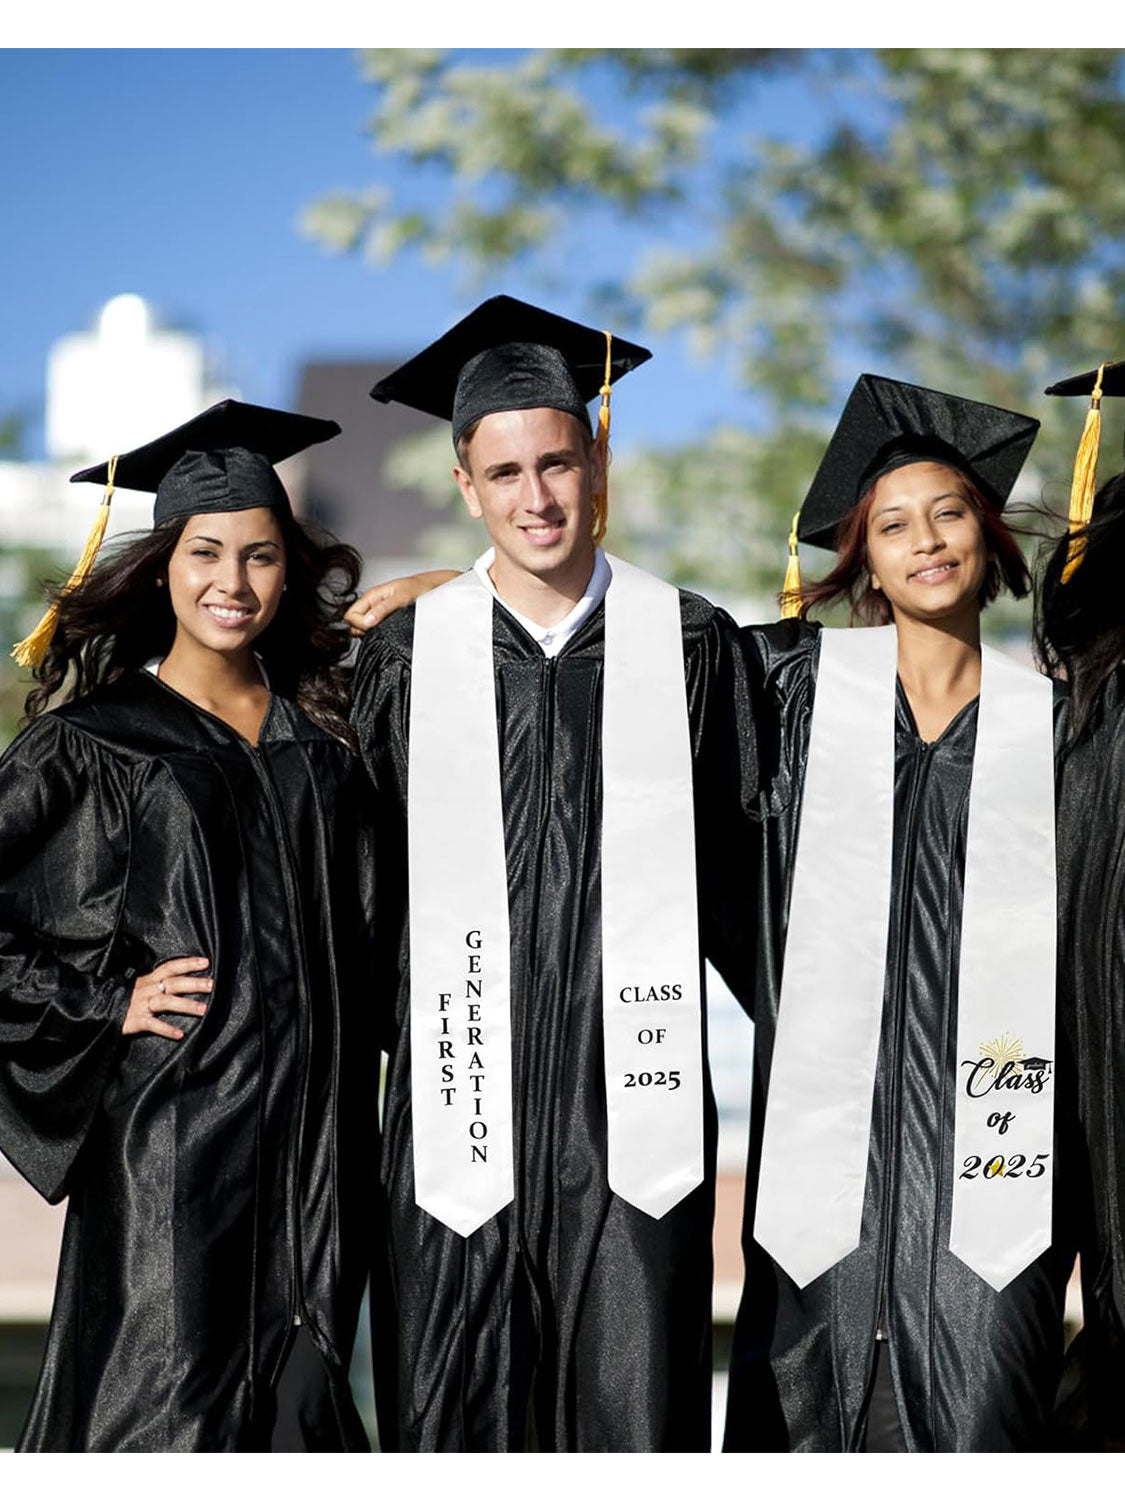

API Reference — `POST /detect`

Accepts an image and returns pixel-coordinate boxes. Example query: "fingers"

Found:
[123,957,214,1041]
[154,956,211,978]
[345,587,390,637]
[154,974,214,997]
[136,1016,192,1042]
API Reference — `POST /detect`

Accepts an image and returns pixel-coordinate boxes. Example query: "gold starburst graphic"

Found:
[979,1032,1026,1073]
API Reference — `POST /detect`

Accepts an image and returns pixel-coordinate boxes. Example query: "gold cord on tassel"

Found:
[11,455,118,670]
[1061,362,1106,584]
[779,512,803,619]
[591,332,612,546]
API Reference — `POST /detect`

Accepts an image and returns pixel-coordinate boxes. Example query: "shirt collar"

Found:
[471,547,611,658]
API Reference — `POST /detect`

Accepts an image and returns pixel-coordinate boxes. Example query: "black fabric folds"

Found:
[722,621,1080,1452]
[351,591,755,1452]
[0,673,384,1451]
[1053,664,1125,1449]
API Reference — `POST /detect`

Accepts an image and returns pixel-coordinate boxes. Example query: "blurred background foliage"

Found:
[303,47,1125,621]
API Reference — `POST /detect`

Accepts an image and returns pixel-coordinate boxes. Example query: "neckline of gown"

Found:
[141,666,278,750]
[895,676,979,750]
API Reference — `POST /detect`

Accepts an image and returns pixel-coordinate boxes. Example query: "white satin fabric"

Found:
[755,628,1056,1292]
[407,554,701,1236]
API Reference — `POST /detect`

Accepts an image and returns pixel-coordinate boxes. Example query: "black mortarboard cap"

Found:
[1046,361,1125,467]
[798,374,1040,550]
[69,399,340,526]
[369,294,652,443]
[1044,361,1125,399]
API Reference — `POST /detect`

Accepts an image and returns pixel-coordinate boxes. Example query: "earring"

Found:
[155,577,165,587]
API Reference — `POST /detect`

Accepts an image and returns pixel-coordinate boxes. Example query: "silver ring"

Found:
[158,979,166,994]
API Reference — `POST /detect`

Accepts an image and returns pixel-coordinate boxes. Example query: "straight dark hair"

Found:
[23,510,363,747]
[1035,471,1125,743]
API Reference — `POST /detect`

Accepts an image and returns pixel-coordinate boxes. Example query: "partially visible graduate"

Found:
[0,402,383,1451]
[724,376,1077,1451]
[351,296,753,1451]
[1037,360,1125,1448]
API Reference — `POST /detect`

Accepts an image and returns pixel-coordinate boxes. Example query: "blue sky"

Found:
[0,48,840,460]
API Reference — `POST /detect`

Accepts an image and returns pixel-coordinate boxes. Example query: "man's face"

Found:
[454,407,602,586]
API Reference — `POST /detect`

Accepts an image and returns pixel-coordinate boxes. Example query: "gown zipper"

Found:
[243,737,317,1361]
[850,730,932,1449]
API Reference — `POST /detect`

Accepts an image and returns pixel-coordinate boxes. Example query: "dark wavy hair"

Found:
[1035,471,1125,743]
[23,509,363,747]
[787,464,1031,624]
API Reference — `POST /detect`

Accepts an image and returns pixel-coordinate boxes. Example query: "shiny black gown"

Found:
[0,672,381,1451]
[1053,664,1125,1448]
[352,591,754,1452]
[723,620,1079,1452]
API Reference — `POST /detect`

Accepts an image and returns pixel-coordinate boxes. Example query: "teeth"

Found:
[207,605,251,620]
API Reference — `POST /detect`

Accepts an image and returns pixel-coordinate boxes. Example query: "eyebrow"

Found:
[872,491,966,520]
[185,535,281,549]
[481,448,580,480]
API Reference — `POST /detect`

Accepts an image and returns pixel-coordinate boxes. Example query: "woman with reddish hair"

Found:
[723,375,1078,1452]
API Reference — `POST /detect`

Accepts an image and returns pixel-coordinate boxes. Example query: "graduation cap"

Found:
[1044,361,1125,582]
[370,294,652,544]
[12,400,339,670]
[779,375,1039,619]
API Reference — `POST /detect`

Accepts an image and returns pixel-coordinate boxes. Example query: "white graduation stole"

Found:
[754,626,898,1287]
[407,557,701,1237]
[754,628,1056,1292]
[949,645,1056,1291]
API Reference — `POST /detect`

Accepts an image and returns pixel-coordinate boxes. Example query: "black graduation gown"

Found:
[1053,664,1125,1449]
[0,672,381,1451]
[351,590,753,1453]
[723,620,1078,1452]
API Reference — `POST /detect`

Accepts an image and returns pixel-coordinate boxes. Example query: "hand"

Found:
[123,957,213,1041]
[345,570,461,636]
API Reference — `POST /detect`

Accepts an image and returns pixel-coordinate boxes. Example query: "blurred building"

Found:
[297,361,445,580]
[0,294,235,554]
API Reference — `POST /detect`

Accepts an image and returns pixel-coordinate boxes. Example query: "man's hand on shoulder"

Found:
[346,569,461,637]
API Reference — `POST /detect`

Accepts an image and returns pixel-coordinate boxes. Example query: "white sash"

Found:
[408,572,514,1236]
[601,556,703,1217]
[408,556,701,1236]
[949,645,1056,1291]
[754,626,898,1287]
[754,628,1056,1291]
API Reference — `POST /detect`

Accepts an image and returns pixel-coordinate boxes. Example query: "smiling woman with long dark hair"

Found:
[0,401,386,1452]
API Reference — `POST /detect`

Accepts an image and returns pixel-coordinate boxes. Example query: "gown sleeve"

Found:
[686,605,761,1017]
[351,618,414,1046]
[0,714,135,1203]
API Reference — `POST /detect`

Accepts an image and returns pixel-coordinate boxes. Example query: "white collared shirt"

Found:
[471,547,611,659]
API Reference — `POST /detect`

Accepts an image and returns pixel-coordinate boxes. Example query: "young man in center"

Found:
[351,296,753,1452]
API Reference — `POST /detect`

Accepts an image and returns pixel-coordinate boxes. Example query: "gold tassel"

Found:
[1061,363,1105,583]
[779,512,803,619]
[11,455,118,669]
[591,331,612,546]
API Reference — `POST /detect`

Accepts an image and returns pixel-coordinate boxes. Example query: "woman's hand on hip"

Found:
[123,956,213,1040]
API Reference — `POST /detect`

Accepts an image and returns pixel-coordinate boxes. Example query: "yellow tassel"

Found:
[779,512,803,619]
[1061,363,1105,583]
[11,455,118,669]
[591,331,612,546]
